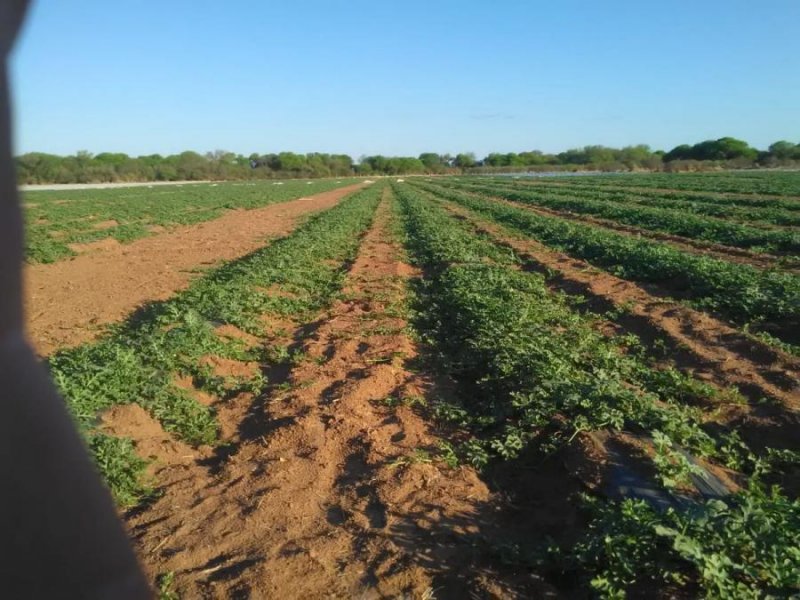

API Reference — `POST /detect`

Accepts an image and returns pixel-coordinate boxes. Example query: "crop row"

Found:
[520,175,800,209]
[395,183,731,463]
[437,179,800,254]
[24,178,358,263]
[480,177,800,226]
[393,182,800,597]
[512,176,800,210]
[49,183,383,504]
[411,180,800,333]
[544,171,800,197]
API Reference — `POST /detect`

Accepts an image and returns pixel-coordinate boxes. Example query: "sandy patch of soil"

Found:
[92,219,119,230]
[67,237,122,254]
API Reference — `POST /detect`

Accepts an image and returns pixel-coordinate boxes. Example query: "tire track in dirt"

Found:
[437,200,800,412]
[456,186,798,270]
[120,193,558,598]
[24,183,364,356]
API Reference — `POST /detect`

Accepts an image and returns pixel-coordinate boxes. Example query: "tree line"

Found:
[15,138,800,184]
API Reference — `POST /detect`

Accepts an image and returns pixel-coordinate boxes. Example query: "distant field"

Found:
[22,178,359,263]
[32,172,800,598]
[527,169,800,196]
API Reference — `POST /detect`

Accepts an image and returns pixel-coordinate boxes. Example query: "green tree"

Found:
[419,152,446,172]
[768,141,800,160]
[454,153,477,168]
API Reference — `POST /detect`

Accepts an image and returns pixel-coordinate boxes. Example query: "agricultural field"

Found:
[22,178,359,263]
[27,172,800,598]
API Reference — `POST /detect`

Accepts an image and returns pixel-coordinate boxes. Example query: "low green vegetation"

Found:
[50,183,383,504]
[393,182,800,598]
[475,176,800,228]
[411,180,800,334]
[435,179,800,254]
[571,484,800,598]
[567,169,800,196]
[396,185,718,463]
[23,178,358,263]
[33,171,799,596]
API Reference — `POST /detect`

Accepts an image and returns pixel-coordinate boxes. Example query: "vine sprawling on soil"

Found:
[412,179,800,345]
[48,183,382,504]
[441,179,800,254]
[393,181,800,598]
[24,178,359,263]
[27,172,799,598]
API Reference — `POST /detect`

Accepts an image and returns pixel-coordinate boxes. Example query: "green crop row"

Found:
[412,180,800,334]
[23,178,359,263]
[49,183,383,505]
[540,171,800,197]
[478,177,800,226]
[496,176,800,210]
[393,183,800,598]
[509,176,800,208]
[439,179,800,254]
[395,184,729,464]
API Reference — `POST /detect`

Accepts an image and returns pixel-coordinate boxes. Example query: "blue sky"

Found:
[9,0,799,158]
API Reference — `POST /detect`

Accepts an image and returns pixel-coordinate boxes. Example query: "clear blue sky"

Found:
[9,0,799,158]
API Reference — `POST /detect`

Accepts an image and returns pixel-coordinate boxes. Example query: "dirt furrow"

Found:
[119,194,554,599]
[439,200,800,413]
[24,183,364,355]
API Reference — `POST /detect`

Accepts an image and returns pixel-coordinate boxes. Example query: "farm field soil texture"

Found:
[25,182,364,355]
[123,191,555,598]
[23,178,361,264]
[32,173,800,598]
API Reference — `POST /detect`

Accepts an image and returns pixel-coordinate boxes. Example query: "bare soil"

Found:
[115,197,564,599]
[92,219,120,230]
[24,184,363,355]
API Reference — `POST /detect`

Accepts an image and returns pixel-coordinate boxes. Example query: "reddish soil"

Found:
[440,202,800,411]
[115,197,564,598]
[101,405,210,481]
[92,219,120,230]
[67,237,122,254]
[24,184,363,356]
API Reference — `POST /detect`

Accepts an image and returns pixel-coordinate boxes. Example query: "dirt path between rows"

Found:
[24,184,364,356]
[116,195,559,599]
[439,200,800,408]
